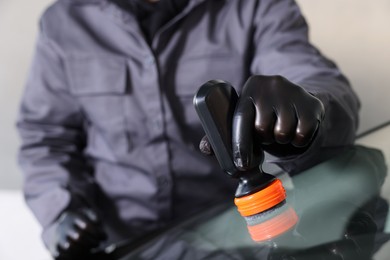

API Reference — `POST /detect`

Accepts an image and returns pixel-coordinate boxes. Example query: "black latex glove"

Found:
[232,75,325,170]
[48,208,107,259]
[199,75,325,171]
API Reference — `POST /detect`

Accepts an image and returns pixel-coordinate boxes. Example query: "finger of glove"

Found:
[254,100,276,145]
[56,219,80,248]
[80,208,101,224]
[56,240,90,260]
[54,250,72,260]
[66,227,103,249]
[56,234,83,255]
[74,213,106,241]
[274,104,298,145]
[292,98,324,147]
[292,115,321,147]
[232,98,255,170]
[199,135,214,155]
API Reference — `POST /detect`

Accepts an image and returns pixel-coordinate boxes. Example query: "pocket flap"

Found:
[175,55,242,96]
[65,56,127,95]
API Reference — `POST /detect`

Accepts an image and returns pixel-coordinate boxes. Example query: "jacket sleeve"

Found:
[17,22,93,244]
[250,0,360,173]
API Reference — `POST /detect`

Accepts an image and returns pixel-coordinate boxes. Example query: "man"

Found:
[17,0,359,258]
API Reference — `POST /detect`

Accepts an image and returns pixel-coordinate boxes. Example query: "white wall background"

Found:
[0,0,55,190]
[0,1,389,258]
[0,2,54,258]
[297,0,390,134]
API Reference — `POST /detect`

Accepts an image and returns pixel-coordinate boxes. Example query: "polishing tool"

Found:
[194,80,297,241]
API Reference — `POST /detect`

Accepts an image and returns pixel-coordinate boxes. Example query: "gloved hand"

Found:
[233,75,325,170]
[48,207,107,259]
[200,75,325,171]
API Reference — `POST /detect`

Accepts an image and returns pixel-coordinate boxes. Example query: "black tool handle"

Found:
[193,80,275,197]
[193,80,239,177]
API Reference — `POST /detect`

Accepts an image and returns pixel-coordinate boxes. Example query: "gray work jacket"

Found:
[17,0,360,246]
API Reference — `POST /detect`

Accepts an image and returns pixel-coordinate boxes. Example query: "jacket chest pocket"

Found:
[173,55,245,127]
[65,56,128,137]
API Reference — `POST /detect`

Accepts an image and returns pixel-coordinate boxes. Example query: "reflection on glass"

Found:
[270,146,389,259]
[245,203,298,243]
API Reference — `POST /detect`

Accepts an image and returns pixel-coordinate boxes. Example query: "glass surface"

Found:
[93,124,390,260]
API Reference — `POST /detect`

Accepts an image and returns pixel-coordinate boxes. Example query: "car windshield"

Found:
[90,123,390,260]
